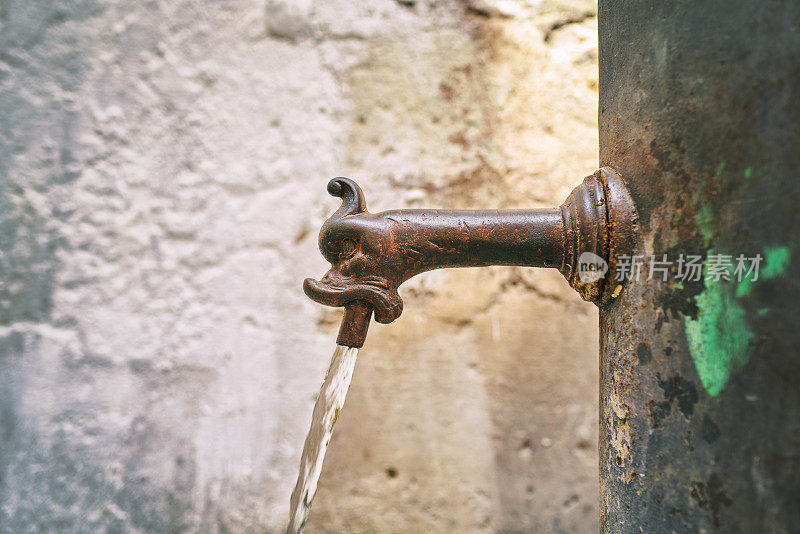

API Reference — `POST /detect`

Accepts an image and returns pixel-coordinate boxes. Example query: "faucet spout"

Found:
[336,301,372,348]
[304,168,637,345]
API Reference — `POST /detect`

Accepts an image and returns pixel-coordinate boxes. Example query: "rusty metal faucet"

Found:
[304,167,637,347]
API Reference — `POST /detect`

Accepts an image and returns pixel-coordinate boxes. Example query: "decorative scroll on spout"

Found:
[304,167,637,347]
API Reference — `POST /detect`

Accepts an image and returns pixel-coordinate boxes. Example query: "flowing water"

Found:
[287,345,359,534]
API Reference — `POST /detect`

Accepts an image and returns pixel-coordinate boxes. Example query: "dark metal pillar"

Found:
[598,1,800,531]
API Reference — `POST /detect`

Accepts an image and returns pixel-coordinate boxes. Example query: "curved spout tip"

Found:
[303,276,403,324]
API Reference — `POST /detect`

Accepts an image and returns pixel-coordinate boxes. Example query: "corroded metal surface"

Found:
[335,301,372,349]
[599,0,800,531]
[564,167,639,305]
[304,169,637,346]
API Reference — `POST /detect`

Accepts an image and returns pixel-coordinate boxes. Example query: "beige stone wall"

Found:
[0,0,598,531]
[310,3,601,532]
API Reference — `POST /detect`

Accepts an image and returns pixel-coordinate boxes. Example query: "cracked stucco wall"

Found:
[0,0,598,532]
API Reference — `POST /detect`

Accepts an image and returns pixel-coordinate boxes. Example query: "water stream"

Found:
[287,345,360,534]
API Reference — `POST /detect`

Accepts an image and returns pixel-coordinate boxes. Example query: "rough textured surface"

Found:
[598,0,800,531]
[0,0,599,531]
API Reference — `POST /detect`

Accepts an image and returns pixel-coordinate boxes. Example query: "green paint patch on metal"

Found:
[695,205,714,247]
[686,163,792,396]
[685,246,791,396]
[694,161,740,247]
[735,245,791,297]
[761,245,790,279]
[685,270,755,396]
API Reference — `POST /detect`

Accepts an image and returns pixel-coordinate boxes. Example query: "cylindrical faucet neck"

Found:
[374,208,565,278]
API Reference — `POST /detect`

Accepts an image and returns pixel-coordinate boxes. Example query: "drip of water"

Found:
[287,345,359,534]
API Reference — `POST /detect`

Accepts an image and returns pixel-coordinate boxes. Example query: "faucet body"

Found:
[304,167,637,346]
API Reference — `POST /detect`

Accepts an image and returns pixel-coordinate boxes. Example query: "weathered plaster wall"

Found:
[0,0,598,532]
